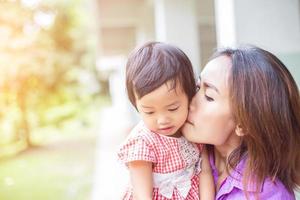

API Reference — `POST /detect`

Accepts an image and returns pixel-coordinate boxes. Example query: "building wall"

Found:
[233,0,300,86]
[234,0,300,54]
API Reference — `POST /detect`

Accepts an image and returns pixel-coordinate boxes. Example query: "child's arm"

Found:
[128,161,153,200]
[199,146,215,200]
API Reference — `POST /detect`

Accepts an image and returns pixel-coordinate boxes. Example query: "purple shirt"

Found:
[210,154,295,200]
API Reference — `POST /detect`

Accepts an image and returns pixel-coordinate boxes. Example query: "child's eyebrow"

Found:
[141,105,153,108]
[165,101,180,107]
[141,100,180,109]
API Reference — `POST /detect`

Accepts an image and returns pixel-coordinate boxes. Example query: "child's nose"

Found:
[157,115,170,125]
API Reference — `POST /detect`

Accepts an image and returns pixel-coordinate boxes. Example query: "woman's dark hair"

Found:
[126,41,196,108]
[212,45,300,195]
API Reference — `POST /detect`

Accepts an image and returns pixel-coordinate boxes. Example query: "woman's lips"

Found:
[186,119,193,125]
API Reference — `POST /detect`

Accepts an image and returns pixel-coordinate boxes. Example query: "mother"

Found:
[182,45,300,199]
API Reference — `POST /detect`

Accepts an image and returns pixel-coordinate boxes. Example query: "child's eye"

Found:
[205,95,214,102]
[168,107,179,112]
[144,111,154,115]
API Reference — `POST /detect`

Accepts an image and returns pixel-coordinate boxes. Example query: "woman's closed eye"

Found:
[205,94,214,102]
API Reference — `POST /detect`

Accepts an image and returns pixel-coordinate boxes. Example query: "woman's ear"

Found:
[235,125,245,136]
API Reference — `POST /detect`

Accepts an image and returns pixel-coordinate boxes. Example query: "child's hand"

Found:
[128,161,153,200]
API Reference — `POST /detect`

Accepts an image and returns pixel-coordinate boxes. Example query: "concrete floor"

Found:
[91,106,134,200]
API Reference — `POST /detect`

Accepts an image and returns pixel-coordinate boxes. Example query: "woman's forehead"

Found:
[200,56,231,93]
[201,56,231,79]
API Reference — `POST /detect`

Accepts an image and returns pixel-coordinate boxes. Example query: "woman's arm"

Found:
[128,161,153,200]
[199,146,215,200]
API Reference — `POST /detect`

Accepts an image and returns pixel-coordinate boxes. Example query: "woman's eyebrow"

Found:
[203,81,219,93]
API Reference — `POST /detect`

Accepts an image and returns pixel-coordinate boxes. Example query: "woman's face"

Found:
[182,56,237,146]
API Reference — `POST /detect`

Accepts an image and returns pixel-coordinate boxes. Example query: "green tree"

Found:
[0,0,99,151]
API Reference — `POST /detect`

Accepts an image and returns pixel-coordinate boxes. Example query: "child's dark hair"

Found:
[126,41,196,108]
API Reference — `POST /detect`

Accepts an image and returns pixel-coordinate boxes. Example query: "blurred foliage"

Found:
[0,0,103,152]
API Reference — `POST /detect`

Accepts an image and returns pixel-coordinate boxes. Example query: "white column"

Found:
[154,0,201,75]
[214,0,300,53]
[214,0,236,48]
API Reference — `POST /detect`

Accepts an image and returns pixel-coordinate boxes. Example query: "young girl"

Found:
[118,42,214,200]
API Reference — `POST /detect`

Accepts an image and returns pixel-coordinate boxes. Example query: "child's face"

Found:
[135,80,189,137]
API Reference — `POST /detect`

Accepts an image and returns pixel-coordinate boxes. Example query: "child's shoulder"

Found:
[126,121,157,142]
[118,121,159,164]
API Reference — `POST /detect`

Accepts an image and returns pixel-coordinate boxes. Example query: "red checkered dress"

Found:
[118,121,201,200]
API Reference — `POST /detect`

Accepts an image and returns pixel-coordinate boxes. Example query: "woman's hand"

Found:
[199,145,215,200]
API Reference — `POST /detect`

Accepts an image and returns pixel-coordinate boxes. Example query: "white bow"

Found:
[153,167,194,199]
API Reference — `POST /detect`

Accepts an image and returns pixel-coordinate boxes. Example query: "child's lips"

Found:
[159,126,173,131]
